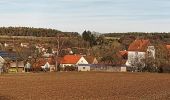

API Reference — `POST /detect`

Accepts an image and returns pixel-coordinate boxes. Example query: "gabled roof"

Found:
[128,39,150,52]
[84,56,96,64]
[0,51,18,60]
[33,57,55,68]
[61,55,82,64]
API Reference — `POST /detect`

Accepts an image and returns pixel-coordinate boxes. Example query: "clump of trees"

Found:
[151,43,169,73]
[82,30,97,47]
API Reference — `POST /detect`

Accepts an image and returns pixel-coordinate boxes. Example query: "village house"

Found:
[60,55,90,71]
[0,56,5,74]
[84,56,99,71]
[25,62,31,72]
[33,57,56,72]
[0,51,25,73]
[91,51,127,72]
[125,39,155,71]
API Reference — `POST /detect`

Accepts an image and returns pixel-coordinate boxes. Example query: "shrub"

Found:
[64,66,77,71]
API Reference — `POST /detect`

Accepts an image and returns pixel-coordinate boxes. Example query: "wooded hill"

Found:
[0,27,79,37]
[103,32,170,44]
[103,32,170,39]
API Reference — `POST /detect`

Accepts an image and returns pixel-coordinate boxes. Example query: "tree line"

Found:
[0,27,79,37]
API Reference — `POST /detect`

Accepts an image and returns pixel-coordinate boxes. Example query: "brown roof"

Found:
[84,56,96,64]
[33,57,55,68]
[128,39,150,52]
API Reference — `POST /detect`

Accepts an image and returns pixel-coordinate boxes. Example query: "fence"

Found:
[90,64,126,72]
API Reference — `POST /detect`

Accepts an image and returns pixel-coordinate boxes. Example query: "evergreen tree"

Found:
[82,30,97,47]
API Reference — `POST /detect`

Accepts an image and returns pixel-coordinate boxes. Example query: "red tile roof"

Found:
[128,39,150,52]
[61,55,82,64]
[166,45,170,50]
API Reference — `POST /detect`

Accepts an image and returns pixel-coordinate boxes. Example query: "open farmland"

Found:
[0,72,170,100]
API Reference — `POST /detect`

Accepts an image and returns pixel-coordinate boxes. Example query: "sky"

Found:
[0,0,170,33]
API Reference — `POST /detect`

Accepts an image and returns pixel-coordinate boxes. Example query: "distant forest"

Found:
[0,27,79,37]
[103,32,170,39]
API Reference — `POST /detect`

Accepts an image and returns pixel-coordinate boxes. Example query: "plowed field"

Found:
[0,72,170,100]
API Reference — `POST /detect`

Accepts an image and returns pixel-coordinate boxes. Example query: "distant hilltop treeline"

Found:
[103,32,170,39]
[0,27,170,38]
[0,27,79,37]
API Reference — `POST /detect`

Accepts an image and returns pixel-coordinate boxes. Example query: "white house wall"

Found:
[121,67,127,72]
[126,51,145,67]
[147,46,155,59]
[0,56,5,63]
[93,58,98,64]
[76,57,89,65]
[78,66,90,71]
[60,57,90,71]
[77,57,90,71]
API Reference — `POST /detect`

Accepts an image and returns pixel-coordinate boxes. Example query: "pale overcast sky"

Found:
[0,0,170,33]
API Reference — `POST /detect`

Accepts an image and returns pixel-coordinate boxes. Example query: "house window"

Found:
[83,67,85,69]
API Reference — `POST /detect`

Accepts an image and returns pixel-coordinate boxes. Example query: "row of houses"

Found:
[0,53,127,73]
[1,38,170,73]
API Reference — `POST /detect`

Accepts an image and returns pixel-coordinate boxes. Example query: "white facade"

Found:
[147,46,155,59]
[41,62,55,72]
[77,57,90,71]
[25,62,31,69]
[92,58,98,64]
[61,57,90,71]
[41,62,50,69]
[126,45,155,69]
[126,51,145,67]
[78,65,90,71]
[120,67,127,72]
[0,56,5,73]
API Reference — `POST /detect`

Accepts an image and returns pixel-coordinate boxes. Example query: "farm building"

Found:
[0,51,23,73]
[60,55,90,71]
[125,39,155,71]
[33,57,56,72]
